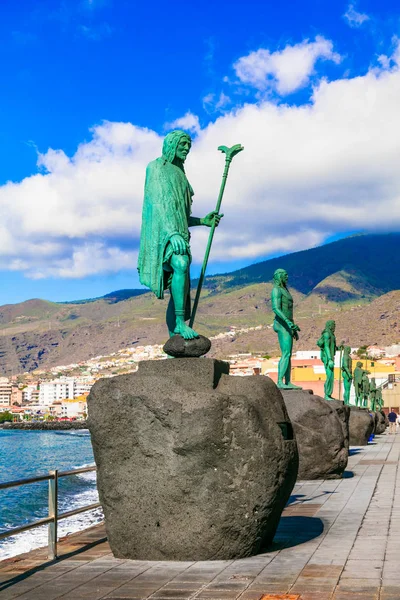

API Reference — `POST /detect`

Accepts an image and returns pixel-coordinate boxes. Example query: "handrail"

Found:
[0,465,101,560]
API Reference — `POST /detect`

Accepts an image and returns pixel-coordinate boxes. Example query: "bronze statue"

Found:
[369,377,377,411]
[271,269,301,390]
[318,320,341,400]
[341,346,353,405]
[353,361,365,407]
[362,371,371,408]
[376,387,383,410]
[137,130,223,340]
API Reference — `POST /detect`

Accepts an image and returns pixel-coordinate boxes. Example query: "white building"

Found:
[22,384,39,404]
[0,378,12,407]
[38,377,93,406]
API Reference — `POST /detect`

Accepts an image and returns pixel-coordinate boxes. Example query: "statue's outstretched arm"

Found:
[188,212,223,227]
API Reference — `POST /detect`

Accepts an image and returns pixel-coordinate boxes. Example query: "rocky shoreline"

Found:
[0,421,88,431]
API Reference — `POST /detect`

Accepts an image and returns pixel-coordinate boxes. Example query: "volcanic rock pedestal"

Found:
[349,407,374,445]
[87,359,298,560]
[329,399,350,451]
[374,411,386,435]
[281,390,348,479]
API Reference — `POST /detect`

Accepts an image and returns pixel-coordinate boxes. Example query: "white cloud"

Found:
[233,36,341,94]
[378,38,400,71]
[344,3,370,28]
[165,112,201,135]
[2,52,400,280]
[203,92,231,113]
[28,243,137,280]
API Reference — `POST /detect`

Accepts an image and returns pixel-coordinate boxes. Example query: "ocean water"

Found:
[0,429,103,559]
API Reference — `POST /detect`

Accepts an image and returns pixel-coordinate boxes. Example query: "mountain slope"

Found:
[203,233,400,295]
[0,233,399,374]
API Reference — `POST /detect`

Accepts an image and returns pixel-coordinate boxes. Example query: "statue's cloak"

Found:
[138,157,193,299]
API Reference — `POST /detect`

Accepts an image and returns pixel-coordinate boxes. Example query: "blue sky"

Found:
[1,0,400,304]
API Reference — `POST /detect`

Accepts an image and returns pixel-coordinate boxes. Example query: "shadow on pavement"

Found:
[266,516,324,552]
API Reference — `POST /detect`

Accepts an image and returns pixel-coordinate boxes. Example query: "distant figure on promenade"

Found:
[271,269,301,390]
[388,409,397,434]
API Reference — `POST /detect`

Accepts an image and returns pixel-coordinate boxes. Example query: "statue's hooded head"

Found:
[326,320,335,332]
[162,130,192,164]
[344,345,351,353]
[357,361,363,367]
[273,268,288,286]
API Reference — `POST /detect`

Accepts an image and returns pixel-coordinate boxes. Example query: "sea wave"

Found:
[0,454,104,560]
[53,429,90,437]
[0,507,104,560]
[0,480,103,560]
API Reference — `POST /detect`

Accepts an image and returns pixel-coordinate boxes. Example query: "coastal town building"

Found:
[22,384,39,404]
[38,377,93,406]
[0,378,12,407]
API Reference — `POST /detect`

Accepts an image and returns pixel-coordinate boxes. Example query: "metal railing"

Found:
[0,466,101,560]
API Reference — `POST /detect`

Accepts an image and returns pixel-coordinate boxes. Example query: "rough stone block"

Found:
[374,411,386,435]
[349,407,374,445]
[87,359,298,560]
[329,399,350,451]
[281,390,348,479]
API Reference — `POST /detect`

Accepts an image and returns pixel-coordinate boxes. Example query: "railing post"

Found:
[48,470,58,560]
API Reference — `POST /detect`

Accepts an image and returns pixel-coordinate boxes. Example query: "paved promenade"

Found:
[1,432,400,600]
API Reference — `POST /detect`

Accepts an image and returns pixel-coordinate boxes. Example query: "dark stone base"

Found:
[374,411,386,435]
[163,334,211,358]
[329,399,351,451]
[87,359,298,560]
[349,407,374,445]
[281,390,348,480]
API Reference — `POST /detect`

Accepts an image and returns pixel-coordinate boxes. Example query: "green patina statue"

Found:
[376,387,383,410]
[353,361,365,407]
[318,320,341,400]
[369,377,377,411]
[137,130,222,340]
[341,346,353,405]
[362,371,371,408]
[271,269,301,390]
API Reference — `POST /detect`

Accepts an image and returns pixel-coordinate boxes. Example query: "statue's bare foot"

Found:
[174,322,199,340]
[285,383,302,390]
[278,382,301,390]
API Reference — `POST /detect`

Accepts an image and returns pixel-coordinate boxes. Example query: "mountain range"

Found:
[1,233,399,375]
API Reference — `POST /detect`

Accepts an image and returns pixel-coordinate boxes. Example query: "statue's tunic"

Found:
[138,157,193,299]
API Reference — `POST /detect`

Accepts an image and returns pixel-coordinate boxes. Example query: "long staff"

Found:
[189,144,244,328]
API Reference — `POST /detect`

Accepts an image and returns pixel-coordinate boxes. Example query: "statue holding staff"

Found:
[271,269,301,390]
[138,130,223,340]
[341,346,353,405]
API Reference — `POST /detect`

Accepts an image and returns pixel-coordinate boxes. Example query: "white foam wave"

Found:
[0,508,104,560]
[0,470,103,560]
